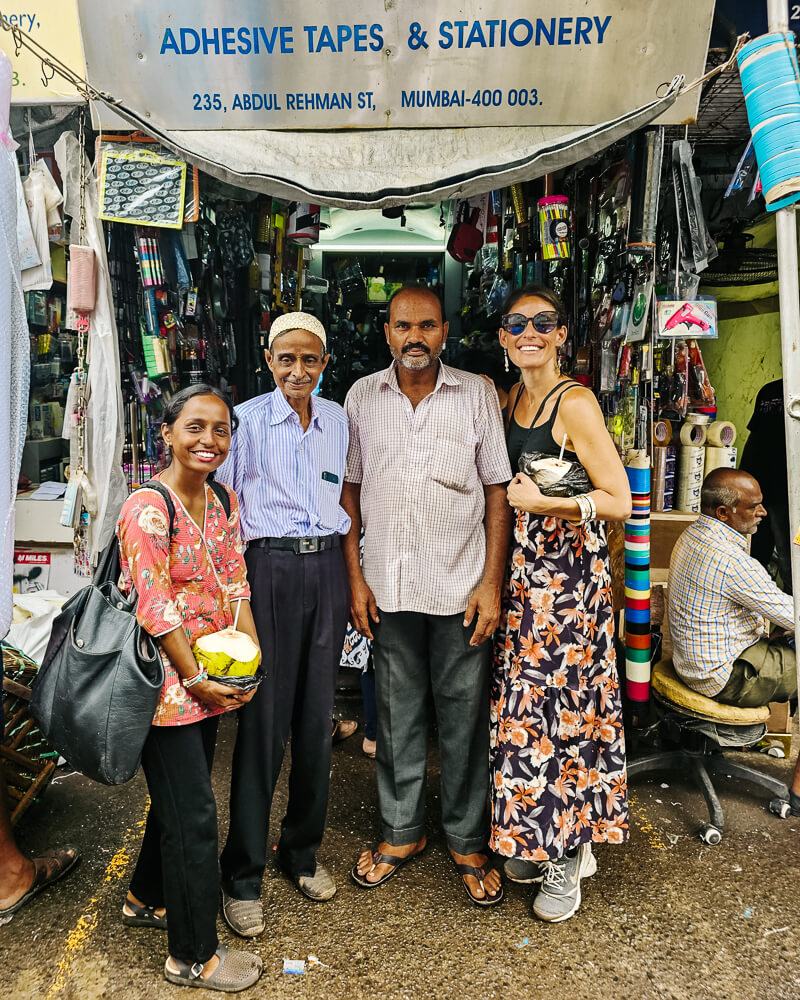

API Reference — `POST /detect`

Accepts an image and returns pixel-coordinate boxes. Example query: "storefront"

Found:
[5,0,762,702]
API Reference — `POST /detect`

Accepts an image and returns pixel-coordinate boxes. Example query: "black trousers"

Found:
[129,716,220,965]
[220,545,350,898]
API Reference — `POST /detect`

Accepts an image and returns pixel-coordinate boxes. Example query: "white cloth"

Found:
[55,132,127,560]
[20,159,61,291]
[0,148,31,637]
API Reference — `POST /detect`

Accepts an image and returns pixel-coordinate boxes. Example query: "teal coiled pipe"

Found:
[738,32,800,211]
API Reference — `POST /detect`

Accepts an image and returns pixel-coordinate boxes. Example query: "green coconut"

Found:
[193,628,259,678]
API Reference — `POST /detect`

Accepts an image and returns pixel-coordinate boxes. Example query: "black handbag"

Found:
[29,481,197,784]
[30,480,232,784]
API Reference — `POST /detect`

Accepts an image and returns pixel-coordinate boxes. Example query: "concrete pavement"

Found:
[2,697,799,1000]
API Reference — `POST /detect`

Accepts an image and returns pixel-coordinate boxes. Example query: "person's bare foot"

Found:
[166,953,221,980]
[125,891,166,920]
[449,849,502,902]
[354,838,426,884]
[362,737,376,758]
[0,856,35,911]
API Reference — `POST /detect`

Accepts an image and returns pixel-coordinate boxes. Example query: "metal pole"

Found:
[766,1,800,635]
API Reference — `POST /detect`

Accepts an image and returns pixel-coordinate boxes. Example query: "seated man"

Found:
[668,467,796,708]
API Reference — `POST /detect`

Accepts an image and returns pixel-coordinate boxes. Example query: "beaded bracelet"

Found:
[182,668,208,689]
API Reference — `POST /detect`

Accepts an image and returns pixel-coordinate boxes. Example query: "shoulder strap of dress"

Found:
[529,379,579,427]
[548,381,583,423]
[507,383,525,424]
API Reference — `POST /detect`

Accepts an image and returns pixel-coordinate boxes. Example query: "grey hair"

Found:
[701,479,740,512]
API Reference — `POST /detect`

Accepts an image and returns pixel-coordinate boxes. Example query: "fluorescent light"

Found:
[311,242,446,253]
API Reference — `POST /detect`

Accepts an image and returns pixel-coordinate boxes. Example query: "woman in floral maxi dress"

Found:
[490,287,632,923]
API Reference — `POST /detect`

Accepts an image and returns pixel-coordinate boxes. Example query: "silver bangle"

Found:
[182,668,208,689]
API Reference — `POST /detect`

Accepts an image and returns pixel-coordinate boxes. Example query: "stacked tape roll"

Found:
[706,420,737,447]
[679,422,708,447]
[625,459,651,703]
[704,445,738,476]
[738,32,800,210]
[676,444,705,512]
[652,447,668,513]
[653,419,673,447]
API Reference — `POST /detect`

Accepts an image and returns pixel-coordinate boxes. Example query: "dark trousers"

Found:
[372,610,490,854]
[129,717,220,965]
[361,666,377,742]
[717,635,797,708]
[220,545,350,898]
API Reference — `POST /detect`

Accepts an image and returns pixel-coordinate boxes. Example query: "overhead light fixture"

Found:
[311,242,446,253]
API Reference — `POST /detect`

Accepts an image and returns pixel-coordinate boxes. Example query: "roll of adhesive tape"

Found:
[679,422,708,447]
[653,419,672,446]
[704,446,738,474]
[679,446,706,474]
[706,421,737,448]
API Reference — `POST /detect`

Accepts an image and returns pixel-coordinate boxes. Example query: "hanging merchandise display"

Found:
[538,196,570,260]
[98,145,187,229]
[1,49,31,636]
[21,127,63,292]
[737,31,800,211]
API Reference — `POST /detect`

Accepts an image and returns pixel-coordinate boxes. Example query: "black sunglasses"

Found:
[500,311,561,335]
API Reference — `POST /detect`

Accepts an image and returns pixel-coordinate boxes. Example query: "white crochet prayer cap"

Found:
[267,311,327,351]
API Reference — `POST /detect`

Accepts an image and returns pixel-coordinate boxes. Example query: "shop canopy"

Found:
[96,78,683,210]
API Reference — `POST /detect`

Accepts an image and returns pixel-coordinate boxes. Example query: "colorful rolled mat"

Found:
[624,461,651,703]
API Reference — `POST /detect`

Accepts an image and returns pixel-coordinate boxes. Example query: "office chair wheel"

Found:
[698,823,722,845]
[769,797,792,819]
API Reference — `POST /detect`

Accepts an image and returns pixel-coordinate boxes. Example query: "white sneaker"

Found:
[532,844,597,923]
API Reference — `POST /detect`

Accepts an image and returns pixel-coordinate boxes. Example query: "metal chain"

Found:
[72,111,90,571]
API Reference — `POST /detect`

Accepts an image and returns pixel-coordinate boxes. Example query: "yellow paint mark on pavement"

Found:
[45,801,150,999]
[628,792,668,851]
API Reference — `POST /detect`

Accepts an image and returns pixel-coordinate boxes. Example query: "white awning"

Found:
[96,77,683,209]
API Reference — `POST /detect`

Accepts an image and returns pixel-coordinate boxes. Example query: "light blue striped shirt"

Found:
[216,388,351,541]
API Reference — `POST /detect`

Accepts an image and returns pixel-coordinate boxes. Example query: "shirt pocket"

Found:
[318,479,341,532]
[430,433,477,494]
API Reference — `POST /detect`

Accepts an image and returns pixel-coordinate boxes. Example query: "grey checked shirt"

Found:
[345,362,512,616]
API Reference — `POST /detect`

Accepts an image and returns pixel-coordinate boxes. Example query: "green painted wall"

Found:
[700,297,783,455]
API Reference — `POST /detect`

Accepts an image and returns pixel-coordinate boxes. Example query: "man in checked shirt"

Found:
[668,467,800,811]
[343,285,513,905]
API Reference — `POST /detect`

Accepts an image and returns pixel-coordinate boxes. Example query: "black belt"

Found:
[250,534,341,554]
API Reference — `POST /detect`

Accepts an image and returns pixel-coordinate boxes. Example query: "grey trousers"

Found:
[372,610,490,854]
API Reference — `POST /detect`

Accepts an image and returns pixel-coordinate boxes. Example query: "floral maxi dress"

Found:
[489,510,629,862]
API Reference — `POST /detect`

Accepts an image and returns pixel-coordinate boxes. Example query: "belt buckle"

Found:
[299,537,319,554]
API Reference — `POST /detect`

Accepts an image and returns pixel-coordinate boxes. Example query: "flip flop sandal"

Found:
[350,845,425,889]
[453,862,505,907]
[122,898,167,929]
[0,847,80,919]
[164,945,263,993]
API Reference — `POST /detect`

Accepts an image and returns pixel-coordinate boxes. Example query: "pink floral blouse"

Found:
[116,479,251,727]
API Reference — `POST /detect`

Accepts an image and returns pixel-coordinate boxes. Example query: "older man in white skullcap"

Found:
[216,313,351,934]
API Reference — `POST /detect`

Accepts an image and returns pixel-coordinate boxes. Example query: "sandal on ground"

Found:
[332,719,358,743]
[452,861,504,907]
[0,847,80,919]
[164,945,262,993]
[350,845,425,889]
[122,897,167,929]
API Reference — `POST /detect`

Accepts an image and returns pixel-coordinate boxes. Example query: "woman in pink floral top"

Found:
[115,386,263,993]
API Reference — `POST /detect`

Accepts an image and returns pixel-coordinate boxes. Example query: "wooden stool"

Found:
[628,659,790,844]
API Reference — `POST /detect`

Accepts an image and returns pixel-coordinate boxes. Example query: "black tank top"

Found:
[506,380,581,471]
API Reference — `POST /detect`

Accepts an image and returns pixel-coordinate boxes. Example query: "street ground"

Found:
[2,686,799,1000]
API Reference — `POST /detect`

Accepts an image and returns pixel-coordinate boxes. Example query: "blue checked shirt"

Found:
[216,389,351,541]
[667,514,794,696]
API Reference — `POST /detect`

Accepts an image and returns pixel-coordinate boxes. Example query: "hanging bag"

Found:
[30,480,232,784]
